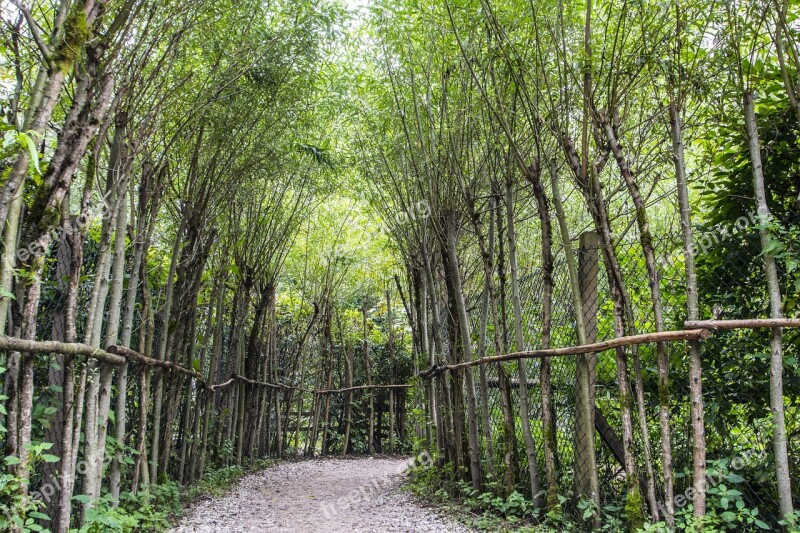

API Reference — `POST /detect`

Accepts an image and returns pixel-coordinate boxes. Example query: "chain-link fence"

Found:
[11,202,799,529]
[461,225,799,528]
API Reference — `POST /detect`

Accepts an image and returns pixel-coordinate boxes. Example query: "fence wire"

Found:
[467,227,798,528]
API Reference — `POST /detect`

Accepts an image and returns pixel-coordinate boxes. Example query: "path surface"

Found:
[171,457,472,532]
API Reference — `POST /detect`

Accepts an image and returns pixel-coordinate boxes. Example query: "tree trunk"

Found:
[444,212,482,490]
[669,100,706,517]
[550,161,599,509]
[525,168,558,511]
[744,89,793,518]
[15,62,113,499]
[602,117,662,520]
[107,162,130,504]
[494,188,518,494]
[199,273,225,480]
[364,302,375,455]
[341,334,353,455]
[150,217,184,482]
[53,214,85,533]
[504,180,541,504]
[476,208,497,482]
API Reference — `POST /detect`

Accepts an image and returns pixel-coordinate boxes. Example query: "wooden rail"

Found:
[0,337,125,365]
[685,318,800,329]
[420,328,712,376]
[2,317,796,389]
[107,345,206,381]
[0,336,405,394]
[227,373,410,394]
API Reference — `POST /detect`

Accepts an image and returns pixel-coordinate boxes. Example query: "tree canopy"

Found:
[0,0,799,531]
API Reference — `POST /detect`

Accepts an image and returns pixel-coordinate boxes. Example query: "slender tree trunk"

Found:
[444,212,482,490]
[151,218,184,482]
[504,180,541,504]
[53,214,85,533]
[107,171,130,504]
[584,169,641,522]
[476,214,497,482]
[669,100,706,517]
[602,117,662,521]
[526,169,558,511]
[15,62,113,500]
[363,303,375,454]
[492,188,517,495]
[422,244,453,465]
[744,89,793,518]
[294,345,308,453]
[269,286,282,457]
[341,337,353,455]
[199,274,225,479]
[550,160,599,510]
[321,308,334,455]
[135,259,155,491]
[387,290,397,455]
[84,113,130,511]
[42,209,72,520]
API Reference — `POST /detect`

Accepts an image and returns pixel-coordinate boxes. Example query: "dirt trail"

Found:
[171,457,472,532]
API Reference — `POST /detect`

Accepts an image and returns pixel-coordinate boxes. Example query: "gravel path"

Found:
[171,457,472,532]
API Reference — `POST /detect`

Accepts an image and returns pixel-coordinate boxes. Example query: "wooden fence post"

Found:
[575,231,600,502]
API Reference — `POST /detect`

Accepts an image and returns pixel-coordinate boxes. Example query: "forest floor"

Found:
[170,456,473,532]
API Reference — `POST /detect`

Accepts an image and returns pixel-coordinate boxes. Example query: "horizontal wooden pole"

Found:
[0,336,406,394]
[0,337,208,384]
[232,373,312,392]
[107,345,206,382]
[210,377,235,391]
[315,384,412,394]
[0,337,126,365]
[423,328,712,375]
[685,318,800,330]
[232,373,407,394]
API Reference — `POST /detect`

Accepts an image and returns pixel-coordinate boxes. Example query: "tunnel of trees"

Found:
[0,0,799,531]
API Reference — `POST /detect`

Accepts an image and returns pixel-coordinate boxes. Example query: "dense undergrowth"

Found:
[1,454,274,533]
[405,458,800,533]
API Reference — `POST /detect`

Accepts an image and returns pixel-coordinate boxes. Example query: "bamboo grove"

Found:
[353,0,800,529]
[0,0,799,531]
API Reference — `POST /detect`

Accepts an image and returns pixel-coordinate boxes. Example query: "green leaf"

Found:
[4,455,21,465]
[17,132,41,176]
[42,454,60,463]
[763,236,784,256]
[721,511,737,522]
[755,519,770,529]
[72,494,91,504]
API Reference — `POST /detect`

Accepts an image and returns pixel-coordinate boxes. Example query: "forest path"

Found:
[170,457,472,532]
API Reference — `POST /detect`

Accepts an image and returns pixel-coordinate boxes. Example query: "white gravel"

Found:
[171,457,472,532]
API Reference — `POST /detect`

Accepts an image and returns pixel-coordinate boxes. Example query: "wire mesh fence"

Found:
[11,202,799,529]
[463,225,799,527]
